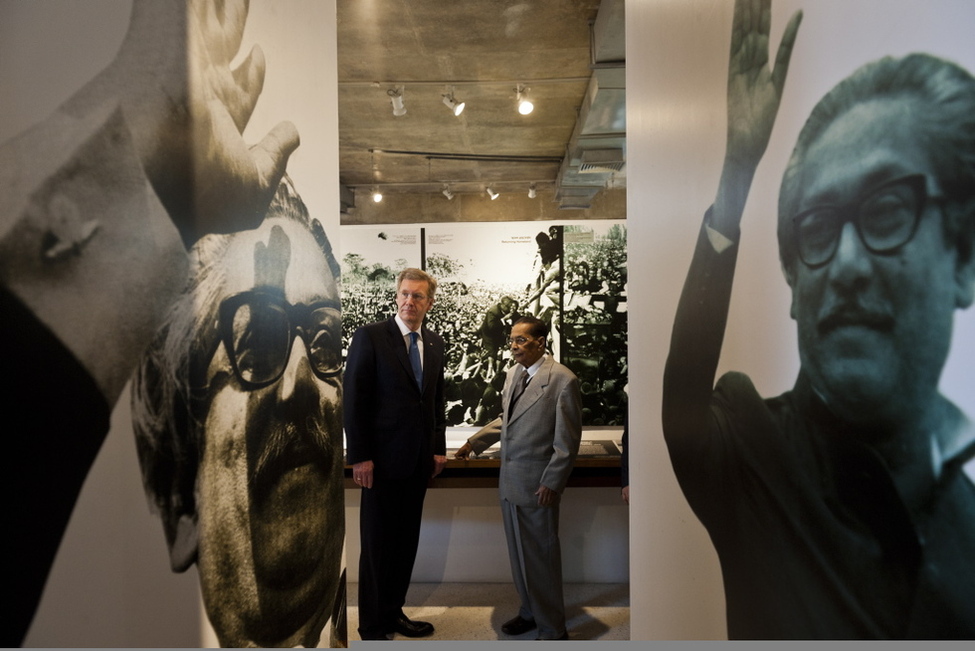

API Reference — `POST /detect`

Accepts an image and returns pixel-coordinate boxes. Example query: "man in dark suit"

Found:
[455,316,582,640]
[343,268,447,640]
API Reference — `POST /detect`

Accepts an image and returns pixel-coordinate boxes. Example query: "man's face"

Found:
[509,322,545,369]
[396,278,434,329]
[787,98,970,426]
[194,218,344,647]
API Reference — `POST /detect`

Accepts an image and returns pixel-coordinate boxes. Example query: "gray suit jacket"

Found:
[469,355,582,506]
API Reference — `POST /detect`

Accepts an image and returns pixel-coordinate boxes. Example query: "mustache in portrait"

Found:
[245,381,342,498]
[817,299,895,335]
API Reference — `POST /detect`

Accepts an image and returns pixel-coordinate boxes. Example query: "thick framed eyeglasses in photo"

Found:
[218,289,343,390]
[792,174,941,269]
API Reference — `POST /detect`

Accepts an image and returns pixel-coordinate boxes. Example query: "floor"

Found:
[344,582,630,642]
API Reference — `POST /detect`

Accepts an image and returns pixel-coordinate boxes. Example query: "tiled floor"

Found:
[345,582,630,642]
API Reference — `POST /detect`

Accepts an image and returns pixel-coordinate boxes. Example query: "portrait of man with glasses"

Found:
[662,0,975,640]
[130,177,346,648]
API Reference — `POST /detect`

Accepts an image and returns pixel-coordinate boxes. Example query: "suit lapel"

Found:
[419,325,439,394]
[386,318,418,391]
[507,356,552,424]
[503,365,518,415]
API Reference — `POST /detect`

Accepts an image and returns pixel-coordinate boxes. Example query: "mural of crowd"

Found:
[340,223,627,428]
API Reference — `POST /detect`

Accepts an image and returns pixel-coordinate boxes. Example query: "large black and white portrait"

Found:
[0,0,345,646]
[132,178,346,648]
[634,0,975,640]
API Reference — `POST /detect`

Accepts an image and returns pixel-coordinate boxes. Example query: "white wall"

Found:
[626,0,975,640]
[344,486,629,584]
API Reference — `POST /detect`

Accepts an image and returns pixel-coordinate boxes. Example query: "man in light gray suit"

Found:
[455,316,582,640]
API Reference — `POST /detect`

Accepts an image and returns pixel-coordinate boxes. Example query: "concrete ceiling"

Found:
[337,0,625,220]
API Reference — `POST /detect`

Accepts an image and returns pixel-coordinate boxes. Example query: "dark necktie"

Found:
[408,331,423,387]
[508,368,529,418]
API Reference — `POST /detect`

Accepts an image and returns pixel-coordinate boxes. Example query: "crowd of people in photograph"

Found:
[339,224,628,428]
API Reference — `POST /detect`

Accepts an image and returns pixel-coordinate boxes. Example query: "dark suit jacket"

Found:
[343,317,446,480]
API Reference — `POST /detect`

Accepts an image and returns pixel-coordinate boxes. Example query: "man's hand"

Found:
[535,485,558,507]
[725,0,802,168]
[714,0,802,234]
[432,455,448,478]
[454,442,474,459]
[64,0,300,246]
[352,460,374,489]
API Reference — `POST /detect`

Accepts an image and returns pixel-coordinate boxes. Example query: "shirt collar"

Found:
[523,354,546,379]
[394,314,420,337]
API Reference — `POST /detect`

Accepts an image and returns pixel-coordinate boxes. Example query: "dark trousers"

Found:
[357,465,429,636]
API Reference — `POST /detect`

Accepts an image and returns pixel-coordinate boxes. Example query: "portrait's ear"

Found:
[169,513,199,572]
[955,251,975,309]
[952,201,975,309]
[782,261,800,320]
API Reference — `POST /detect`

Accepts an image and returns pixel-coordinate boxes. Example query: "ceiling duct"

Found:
[592,0,625,64]
[554,183,600,209]
[579,148,625,173]
[558,195,597,210]
[554,0,626,208]
[340,184,356,214]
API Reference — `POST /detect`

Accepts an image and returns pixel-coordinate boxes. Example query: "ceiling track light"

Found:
[442,184,454,200]
[371,187,383,203]
[528,183,537,199]
[442,86,465,116]
[515,84,533,115]
[387,86,406,117]
[486,187,499,200]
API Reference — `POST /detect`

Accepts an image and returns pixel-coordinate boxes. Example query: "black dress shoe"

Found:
[501,615,537,635]
[389,614,434,638]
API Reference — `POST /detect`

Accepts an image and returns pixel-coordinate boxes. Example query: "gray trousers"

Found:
[501,498,567,639]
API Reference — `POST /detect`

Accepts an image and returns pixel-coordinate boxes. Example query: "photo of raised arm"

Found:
[662,0,975,640]
[1,1,301,645]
